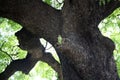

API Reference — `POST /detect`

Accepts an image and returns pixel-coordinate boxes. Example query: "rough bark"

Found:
[0,0,120,80]
[59,0,120,80]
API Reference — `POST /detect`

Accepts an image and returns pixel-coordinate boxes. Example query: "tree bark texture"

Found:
[0,0,120,80]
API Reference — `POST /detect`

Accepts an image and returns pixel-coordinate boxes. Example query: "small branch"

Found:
[0,49,13,61]
[44,41,48,50]
[45,46,53,50]
[0,53,38,80]
[99,0,120,18]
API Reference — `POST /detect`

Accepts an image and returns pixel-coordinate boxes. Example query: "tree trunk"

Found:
[0,0,120,80]
[57,0,120,80]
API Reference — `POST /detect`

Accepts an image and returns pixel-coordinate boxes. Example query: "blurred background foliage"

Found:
[0,0,120,80]
[42,0,63,10]
[99,8,120,76]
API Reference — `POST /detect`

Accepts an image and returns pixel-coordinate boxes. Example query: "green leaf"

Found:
[57,35,62,45]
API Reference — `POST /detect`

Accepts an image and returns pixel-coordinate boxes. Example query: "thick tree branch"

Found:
[55,2,120,77]
[0,0,62,44]
[16,28,62,79]
[0,27,63,80]
[0,53,38,80]
[55,48,82,80]
[0,50,62,80]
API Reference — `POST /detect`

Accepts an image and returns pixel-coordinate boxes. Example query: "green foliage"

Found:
[99,8,120,76]
[43,0,52,5]
[57,35,63,45]
[9,61,58,80]
[99,0,111,6]
[29,61,58,80]
[43,0,64,10]
[9,72,29,80]
[0,18,27,73]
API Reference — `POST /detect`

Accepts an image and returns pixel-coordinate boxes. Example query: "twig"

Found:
[44,41,53,51]
[56,0,64,4]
